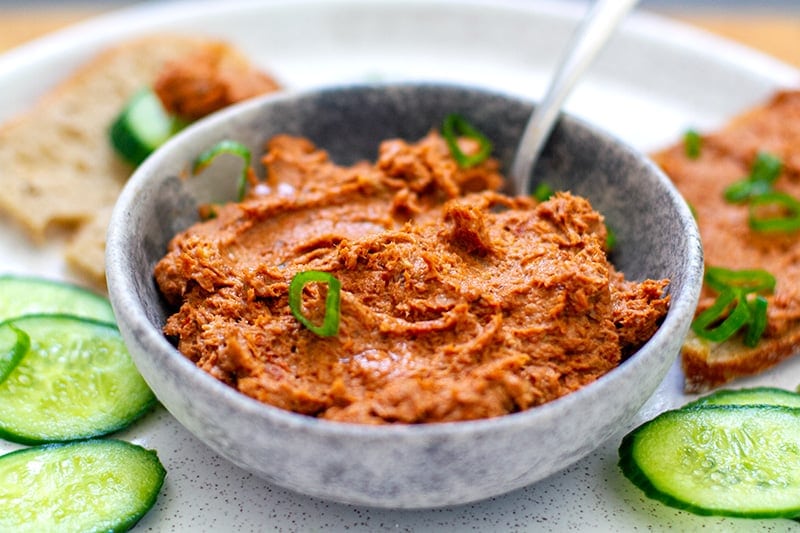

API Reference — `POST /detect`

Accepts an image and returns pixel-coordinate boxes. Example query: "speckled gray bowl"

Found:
[106,83,703,509]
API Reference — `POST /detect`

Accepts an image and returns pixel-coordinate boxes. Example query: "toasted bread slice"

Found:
[64,205,114,286]
[682,329,800,393]
[0,34,278,287]
[652,90,800,392]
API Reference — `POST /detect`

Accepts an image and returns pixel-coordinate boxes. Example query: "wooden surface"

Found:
[677,14,800,68]
[0,8,799,68]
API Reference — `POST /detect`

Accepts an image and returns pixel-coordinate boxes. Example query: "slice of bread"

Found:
[0,34,279,288]
[652,90,800,393]
[681,329,800,393]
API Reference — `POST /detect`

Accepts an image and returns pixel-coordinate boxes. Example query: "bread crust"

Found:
[681,330,800,393]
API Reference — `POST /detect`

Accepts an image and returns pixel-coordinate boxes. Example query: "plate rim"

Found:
[1,0,799,527]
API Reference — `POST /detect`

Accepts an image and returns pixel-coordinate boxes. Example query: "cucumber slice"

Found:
[0,324,29,383]
[687,386,800,409]
[0,314,156,444]
[0,274,115,323]
[0,439,165,533]
[109,88,182,166]
[619,405,800,518]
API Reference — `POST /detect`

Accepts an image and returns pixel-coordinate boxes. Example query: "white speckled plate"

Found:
[1,0,799,530]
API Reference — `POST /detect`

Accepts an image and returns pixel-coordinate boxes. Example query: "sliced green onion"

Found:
[288,271,341,337]
[723,179,772,204]
[704,266,776,294]
[692,266,775,346]
[192,140,252,202]
[441,114,493,168]
[723,151,783,204]
[533,182,554,202]
[720,151,800,233]
[683,129,702,159]
[691,288,751,343]
[744,295,768,348]
[605,223,617,251]
[722,181,749,204]
[748,191,800,232]
[750,151,783,184]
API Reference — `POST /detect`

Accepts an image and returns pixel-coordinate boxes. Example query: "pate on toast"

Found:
[0,34,280,287]
[653,90,800,392]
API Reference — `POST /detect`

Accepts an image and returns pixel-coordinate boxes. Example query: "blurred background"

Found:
[0,0,799,67]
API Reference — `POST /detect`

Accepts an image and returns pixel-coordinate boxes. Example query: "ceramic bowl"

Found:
[105,83,703,509]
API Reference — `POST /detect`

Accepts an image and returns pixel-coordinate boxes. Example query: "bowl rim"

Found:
[106,81,704,439]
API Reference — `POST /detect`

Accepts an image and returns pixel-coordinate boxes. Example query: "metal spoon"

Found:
[510,0,640,195]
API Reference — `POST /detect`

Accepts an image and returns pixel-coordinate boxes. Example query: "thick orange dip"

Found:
[154,132,669,424]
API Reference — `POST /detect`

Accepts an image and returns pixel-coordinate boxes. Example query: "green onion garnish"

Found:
[723,179,773,204]
[192,140,252,202]
[683,129,702,159]
[691,288,751,343]
[691,266,774,346]
[704,266,776,294]
[748,191,800,232]
[720,152,800,233]
[750,151,784,183]
[744,295,768,348]
[441,114,493,168]
[288,271,341,337]
[723,151,783,203]
[533,182,554,202]
[605,223,617,251]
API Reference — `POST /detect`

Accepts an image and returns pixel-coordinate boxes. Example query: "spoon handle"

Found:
[510,0,639,195]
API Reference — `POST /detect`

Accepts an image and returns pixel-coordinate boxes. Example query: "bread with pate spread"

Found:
[653,90,800,392]
[0,34,279,287]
